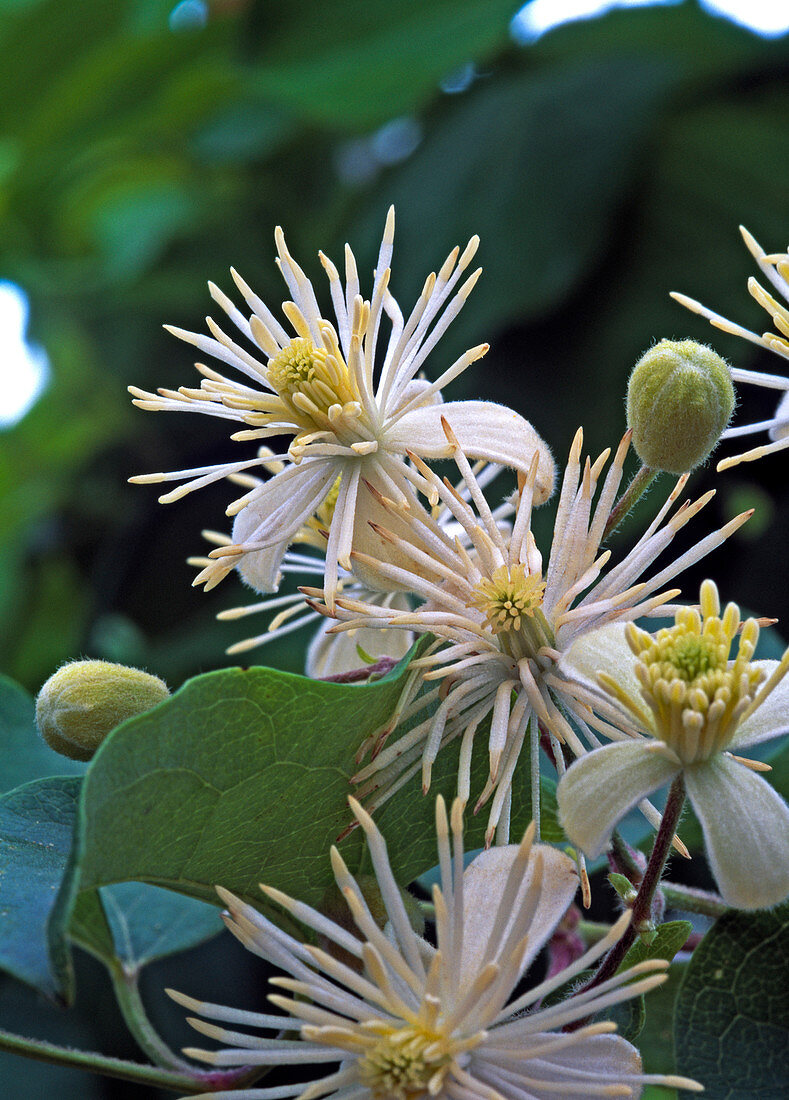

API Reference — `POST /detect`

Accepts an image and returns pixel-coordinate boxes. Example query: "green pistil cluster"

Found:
[648,632,728,685]
[469,564,554,661]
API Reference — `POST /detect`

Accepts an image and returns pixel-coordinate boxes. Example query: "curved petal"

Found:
[232,461,337,592]
[460,843,577,986]
[685,755,789,909]
[474,1032,643,1098]
[305,615,413,679]
[558,742,681,859]
[560,622,642,707]
[731,660,789,748]
[392,377,444,413]
[349,483,439,593]
[387,400,555,503]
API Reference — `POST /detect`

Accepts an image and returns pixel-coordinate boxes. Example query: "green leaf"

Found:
[74,658,421,911]
[247,0,519,129]
[0,674,85,796]
[0,776,82,997]
[620,919,692,971]
[607,920,692,1042]
[674,903,789,1098]
[351,54,674,363]
[72,883,223,976]
[71,651,559,935]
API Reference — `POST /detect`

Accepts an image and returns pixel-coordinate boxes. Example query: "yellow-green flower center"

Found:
[654,633,727,683]
[470,564,546,635]
[626,581,766,764]
[358,1025,453,1099]
[468,564,553,661]
[266,337,360,420]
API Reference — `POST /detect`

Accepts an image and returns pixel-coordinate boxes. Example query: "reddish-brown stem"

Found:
[566,773,686,1027]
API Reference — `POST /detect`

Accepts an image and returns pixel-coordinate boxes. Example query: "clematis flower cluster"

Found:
[169,796,702,1099]
[307,420,750,845]
[125,212,789,1100]
[130,209,552,609]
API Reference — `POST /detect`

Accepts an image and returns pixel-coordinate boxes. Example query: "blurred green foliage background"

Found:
[1,1,788,1092]
[2,0,788,696]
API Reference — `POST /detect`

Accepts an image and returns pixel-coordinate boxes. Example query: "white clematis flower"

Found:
[311,422,750,846]
[672,226,789,470]
[168,796,701,1099]
[129,209,553,608]
[189,458,513,678]
[557,579,789,909]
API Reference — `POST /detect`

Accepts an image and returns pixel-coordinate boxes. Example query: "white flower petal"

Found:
[460,842,577,986]
[393,377,444,412]
[232,462,337,592]
[475,1031,643,1098]
[558,742,681,859]
[731,660,789,748]
[560,622,641,703]
[685,754,789,909]
[387,400,555,503]
[305,602,413,679]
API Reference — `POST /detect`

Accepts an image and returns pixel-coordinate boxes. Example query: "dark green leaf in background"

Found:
[247,0,522,129]
[674,902,789,1098]
[0,674,85,796]
[70,883,223,977]
[0,776,82,997]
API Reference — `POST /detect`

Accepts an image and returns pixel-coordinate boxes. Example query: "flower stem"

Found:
[603,464,658,541]
[569,774,686,1018]
[0,1027,248,1093]
[660,881,728,918]
[108,962,194,1073]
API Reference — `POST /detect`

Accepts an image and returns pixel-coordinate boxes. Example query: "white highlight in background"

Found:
[0,282,50,428]
[512,0,789,40]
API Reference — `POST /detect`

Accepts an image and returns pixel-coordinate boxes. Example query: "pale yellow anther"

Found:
[623,582,781,765]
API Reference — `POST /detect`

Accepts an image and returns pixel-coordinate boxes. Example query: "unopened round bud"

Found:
[35,660,170,761]
[626,339,734,473]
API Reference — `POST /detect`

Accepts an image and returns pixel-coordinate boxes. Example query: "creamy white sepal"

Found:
[231,461,337,592]
[560,622,641,703]
[459,843,577,987]
[557,741,681,859]
[684,754,789,909]
[386,400,556,503]
[476,1031,643,1098]
[731,661,789,748]
[305,599,413,679]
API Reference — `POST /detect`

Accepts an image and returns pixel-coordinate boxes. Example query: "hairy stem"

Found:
[661,881,728,919]
[0,1027,250,1094]
[109,962,194,1073]
[567,774,686,1024]
[603,464,658,541]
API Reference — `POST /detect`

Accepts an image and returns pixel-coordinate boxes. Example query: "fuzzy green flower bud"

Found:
[626,339,734,473]
[35,660,169,761]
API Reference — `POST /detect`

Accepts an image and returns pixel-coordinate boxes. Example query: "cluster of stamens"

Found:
[357,1025,454,1099]
[469,564,546,635]
[267,335,359,411]
[625,580,765,764]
